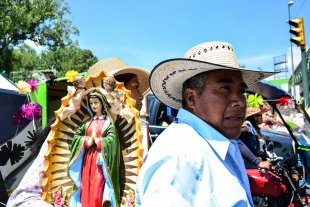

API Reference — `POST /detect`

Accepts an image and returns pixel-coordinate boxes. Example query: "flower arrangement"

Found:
[15,80,38,93]
[277,96,292,106]
[247,93,264,108]
[49,186,67,207]
[123,189,135,207]
[11,79,41,125]
[11,102,41,125]
[27,79,38,91]
[65,70,78,83]
[16,80,31,94]
[21,102,41,120]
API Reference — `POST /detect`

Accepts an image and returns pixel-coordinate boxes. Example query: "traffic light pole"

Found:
[288,3,296,97]
[288,17,307,106]
[301,48,309,107]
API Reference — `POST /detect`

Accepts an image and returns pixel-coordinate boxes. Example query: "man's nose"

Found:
[230,92,246,107]
[139,91,144,100]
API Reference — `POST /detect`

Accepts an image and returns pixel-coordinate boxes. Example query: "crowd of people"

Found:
[5,41,306,207]
[259,104,305,133]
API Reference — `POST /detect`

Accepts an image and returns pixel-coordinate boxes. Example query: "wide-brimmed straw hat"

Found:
[88,58,150,95]
[150,41,277,109]
[246,107,262,118]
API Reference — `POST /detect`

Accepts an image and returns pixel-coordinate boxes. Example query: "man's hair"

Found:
[181,72,209,108]
[114,73,137,87]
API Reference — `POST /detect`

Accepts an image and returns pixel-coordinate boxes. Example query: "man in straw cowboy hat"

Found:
[7,58,150,207]
[135,41,277,207]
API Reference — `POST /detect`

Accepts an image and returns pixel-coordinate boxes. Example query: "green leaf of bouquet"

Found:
[247,93,264,108]
[285,120,297,130]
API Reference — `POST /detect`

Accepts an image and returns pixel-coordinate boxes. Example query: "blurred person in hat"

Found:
[275,105,292,133]
[7,58,150,207]
[239,107,267,156]
[291,108,305,133]
[135,41,276,207]
[260,104,276,129]
[237,107,271,171]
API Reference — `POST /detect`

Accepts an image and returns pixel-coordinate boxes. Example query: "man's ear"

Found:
[184,88,197,109]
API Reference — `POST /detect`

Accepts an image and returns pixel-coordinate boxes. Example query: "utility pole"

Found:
[288,1,296,97]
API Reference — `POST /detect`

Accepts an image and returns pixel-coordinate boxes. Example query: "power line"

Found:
[294,0,306,18]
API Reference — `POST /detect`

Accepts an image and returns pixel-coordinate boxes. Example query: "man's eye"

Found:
[221,85,230,90]
[240,89,246,93]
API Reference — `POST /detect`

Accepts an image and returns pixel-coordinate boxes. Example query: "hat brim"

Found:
[150,58,277,110]
[246,110,261,118]
[110,67,150,96]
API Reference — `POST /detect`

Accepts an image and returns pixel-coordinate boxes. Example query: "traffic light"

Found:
[288,17,306,50]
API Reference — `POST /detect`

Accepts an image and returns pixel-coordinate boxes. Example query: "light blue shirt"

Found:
[136,108,253,207]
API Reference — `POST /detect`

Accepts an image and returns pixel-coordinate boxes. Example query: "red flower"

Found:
[277,96,291,106]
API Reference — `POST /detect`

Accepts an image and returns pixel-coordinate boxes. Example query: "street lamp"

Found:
[288,1,296,97]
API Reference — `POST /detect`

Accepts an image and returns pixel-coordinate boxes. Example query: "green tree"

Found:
[40,44,98,77]
[10,44,41,82]
[12,44,41,71]
[0,0,79,74]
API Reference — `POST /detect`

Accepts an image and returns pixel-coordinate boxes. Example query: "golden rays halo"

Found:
[40,70,144,204]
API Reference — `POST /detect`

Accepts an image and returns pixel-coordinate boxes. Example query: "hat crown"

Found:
[88,58,129,76]
[184,41,239,68]
[246,107,261,117]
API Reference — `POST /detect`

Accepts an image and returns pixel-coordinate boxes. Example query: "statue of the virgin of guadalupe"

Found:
[68,91,120,207]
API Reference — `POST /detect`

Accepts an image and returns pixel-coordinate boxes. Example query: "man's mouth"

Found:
[226,114,243,121]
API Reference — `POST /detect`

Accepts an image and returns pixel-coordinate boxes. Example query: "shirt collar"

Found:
[93,115,105,120]
[176,108,231,160]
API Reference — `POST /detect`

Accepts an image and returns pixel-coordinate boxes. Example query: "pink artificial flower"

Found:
[126,202,133,207]
[128,194,135,203]
[11,108,28,126]
[54,197,66,207]
[52,190,61,199]
[21,102,41,120]
[27,80,38,91]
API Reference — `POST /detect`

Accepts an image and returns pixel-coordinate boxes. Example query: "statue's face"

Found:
[103,82,112,91]
[78,78,86,88]
[89,97,102,116]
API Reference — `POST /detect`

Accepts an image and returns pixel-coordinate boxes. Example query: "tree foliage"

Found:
[40,43,98,77]
[0,0,80,73]
[12,44,41,71]
[11,43,98,82]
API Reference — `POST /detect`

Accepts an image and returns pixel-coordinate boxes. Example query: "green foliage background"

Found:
[0,0,98,82]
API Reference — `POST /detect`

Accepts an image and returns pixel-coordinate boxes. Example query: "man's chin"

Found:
[222,130,241,139]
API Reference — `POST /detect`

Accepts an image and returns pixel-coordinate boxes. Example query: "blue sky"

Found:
[57,0,310,78]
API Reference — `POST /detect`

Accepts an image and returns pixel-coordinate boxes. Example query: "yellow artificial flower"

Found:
[65,70,79,83]
[16,80,31,94]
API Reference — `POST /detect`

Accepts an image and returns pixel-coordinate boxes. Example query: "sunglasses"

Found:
[255,114,262,117]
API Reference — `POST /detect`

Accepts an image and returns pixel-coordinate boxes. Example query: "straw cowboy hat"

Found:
[246,107,261,118]
[88,58,150,95]
[150,41,277,109]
